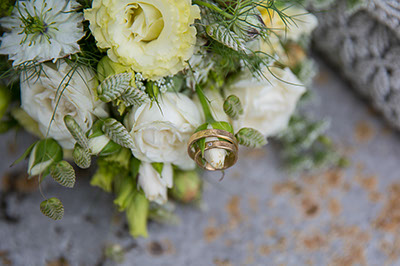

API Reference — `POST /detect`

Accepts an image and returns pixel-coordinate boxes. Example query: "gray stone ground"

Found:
[1,61,400,266]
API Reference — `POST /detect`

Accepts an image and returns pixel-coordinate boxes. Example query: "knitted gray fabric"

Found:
[312,0,400,130]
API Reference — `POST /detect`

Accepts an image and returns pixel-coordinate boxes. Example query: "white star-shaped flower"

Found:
[0,0,85,66]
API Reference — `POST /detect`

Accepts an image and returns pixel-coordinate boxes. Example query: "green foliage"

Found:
[99,141,121,156]
[206,24,246,52]
[277,115,348,172]
[12,140,38,166]
[0,0,14,18]
[148,203,180,225]
[223,94,243,120]
[50,161,76,188]
[64,115,90,153]
[210,121,234,134]
[114,175,149,238]
[27,138,63,176]
[119,85,150,107]
[40,197,64,220]
[232,5,265,41]
[130,157,141,178]
[235,127,267,148]
[91,148,132,192]
[0,85,11,119]
[97,73,131,102]
[102,118,134,149]
[73,143,91,169]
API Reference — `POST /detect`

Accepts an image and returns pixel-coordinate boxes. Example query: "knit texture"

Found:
[312,0,400,130]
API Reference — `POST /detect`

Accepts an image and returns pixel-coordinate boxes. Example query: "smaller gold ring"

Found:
[194,141,238,171]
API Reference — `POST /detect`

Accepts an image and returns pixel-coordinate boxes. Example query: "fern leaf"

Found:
[73,144,91,169]
[50,160,76,188]
[120,86,150,107]
[97,73,131,102]
[235,127,267,148]
[40,197,64,220]
[102,118,135,149]
[223,95,243,120]
[206,24,246,51]
[64,115,90,152]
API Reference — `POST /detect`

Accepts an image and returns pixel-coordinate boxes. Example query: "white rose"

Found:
[84,0,200,79]
[138,162,173,204]
[126,92,202,170]
[259,5,318,41]
[20,61,108,149]
[228,67,306,137]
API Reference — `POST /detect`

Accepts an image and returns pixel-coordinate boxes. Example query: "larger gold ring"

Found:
[187,129,239,171]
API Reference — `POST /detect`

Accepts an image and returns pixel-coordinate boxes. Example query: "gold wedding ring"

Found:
[187,129,239,171]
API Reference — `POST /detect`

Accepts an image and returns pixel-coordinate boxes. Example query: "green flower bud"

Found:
[126,192,149,238]
[90,165,114,192]
[97,56,134,83]
[28,139,63,176]
[0,85,11,119]
[169,170,202,203]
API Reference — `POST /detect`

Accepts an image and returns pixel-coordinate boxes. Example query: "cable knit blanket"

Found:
[312,0,400,130]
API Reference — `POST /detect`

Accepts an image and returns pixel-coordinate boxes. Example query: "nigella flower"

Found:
[0,0,85,66]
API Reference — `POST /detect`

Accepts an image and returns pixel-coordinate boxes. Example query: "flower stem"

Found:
[193,0,234,20]
[195,85,215,123]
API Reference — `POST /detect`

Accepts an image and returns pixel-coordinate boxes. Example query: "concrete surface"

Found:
[1,61,400,266]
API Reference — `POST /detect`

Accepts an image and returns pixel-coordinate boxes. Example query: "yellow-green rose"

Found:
[85,0,200,79]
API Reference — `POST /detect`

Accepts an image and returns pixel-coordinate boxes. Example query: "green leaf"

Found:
[27,139,63,177]
[210,121,234,134]
[102,118,134,149]
[119,86,150,107]
[50,161,76,188]
[97,72,131,102]
[88,120,104,139]
[223,95,243,120]
[11,140,38,166]
[206,24,246,52]
[235,127,267,148]
[64,115,90,152]
[73,144,91,169]
[99,141,121,156]
[40,197,64,220]
[130,157,141,178]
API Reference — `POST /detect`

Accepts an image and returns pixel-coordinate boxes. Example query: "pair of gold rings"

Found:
[187,129,239,171]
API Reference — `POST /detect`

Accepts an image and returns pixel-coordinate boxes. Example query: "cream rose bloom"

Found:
[227,67,306,137]
[21,61,108,149]
[259,5,318,41]
[125,92,202,170]
[84,0,200,79]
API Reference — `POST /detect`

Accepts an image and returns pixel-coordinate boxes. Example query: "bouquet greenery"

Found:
[0,0,344,237]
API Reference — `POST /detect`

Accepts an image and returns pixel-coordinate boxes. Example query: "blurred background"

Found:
[1,0,400,265]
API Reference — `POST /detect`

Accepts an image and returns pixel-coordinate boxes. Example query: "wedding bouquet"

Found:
[0,0,344,237]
